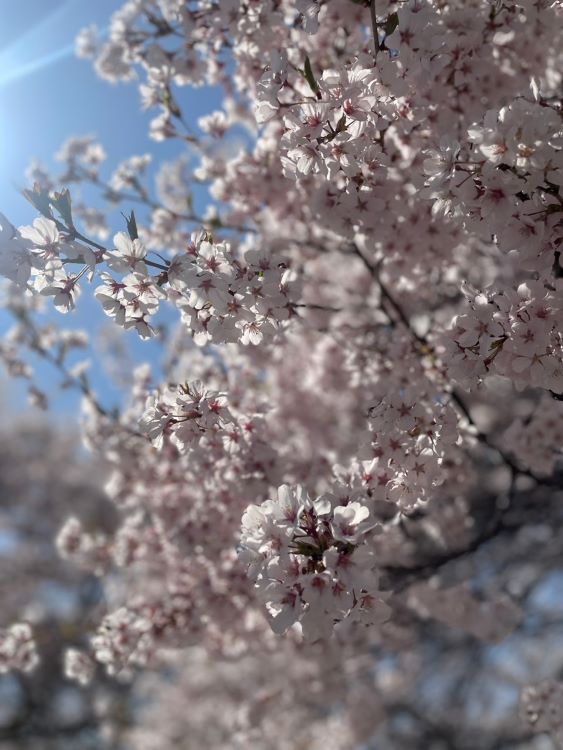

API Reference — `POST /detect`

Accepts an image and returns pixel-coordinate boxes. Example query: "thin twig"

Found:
[350,242,558,486]
[76,167,256,235]
[11,308,146,440]
[370,0,380,63]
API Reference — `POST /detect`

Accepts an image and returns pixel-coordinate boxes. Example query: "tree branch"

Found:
[370,0,380,63]
[349,242,558,487]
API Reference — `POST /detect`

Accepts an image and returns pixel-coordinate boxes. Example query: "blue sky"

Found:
[1,0,128,226]
[0,0,221,417]
[0,0,218,223]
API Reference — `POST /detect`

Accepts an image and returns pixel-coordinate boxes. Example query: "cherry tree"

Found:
[1,0,563,747]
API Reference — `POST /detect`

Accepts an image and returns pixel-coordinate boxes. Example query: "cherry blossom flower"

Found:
[0,213,32,286]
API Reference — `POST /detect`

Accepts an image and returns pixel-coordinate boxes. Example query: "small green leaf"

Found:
[22,184,53,219]
[335,114,347,133]
[50,189,73,227]
[145,10,173,34]
[383,12,399,37]
[303,56,320,97]
[489,337,507,352]
[162,87,181,118]
[122,210,139,240]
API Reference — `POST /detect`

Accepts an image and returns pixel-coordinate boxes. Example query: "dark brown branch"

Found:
[350,242,559,487]
[370,0,380,63]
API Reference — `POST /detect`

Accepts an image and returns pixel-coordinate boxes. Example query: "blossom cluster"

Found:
[139,378,240,451]
[0,212,94,312]
[64,647,96,686]
[166,237,300,346]
[521,680,563,748]
[56,516,112,576]
[442,280,563,392]
[240,484,390,640]
[0,622,39,674]
[1,200,301,345]
[357,387,465,511]
[503,394,563,476]
[406,581,521,643]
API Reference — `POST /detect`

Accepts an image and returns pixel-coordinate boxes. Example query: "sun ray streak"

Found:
[0,43,76,88]
[0,0,106,89]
